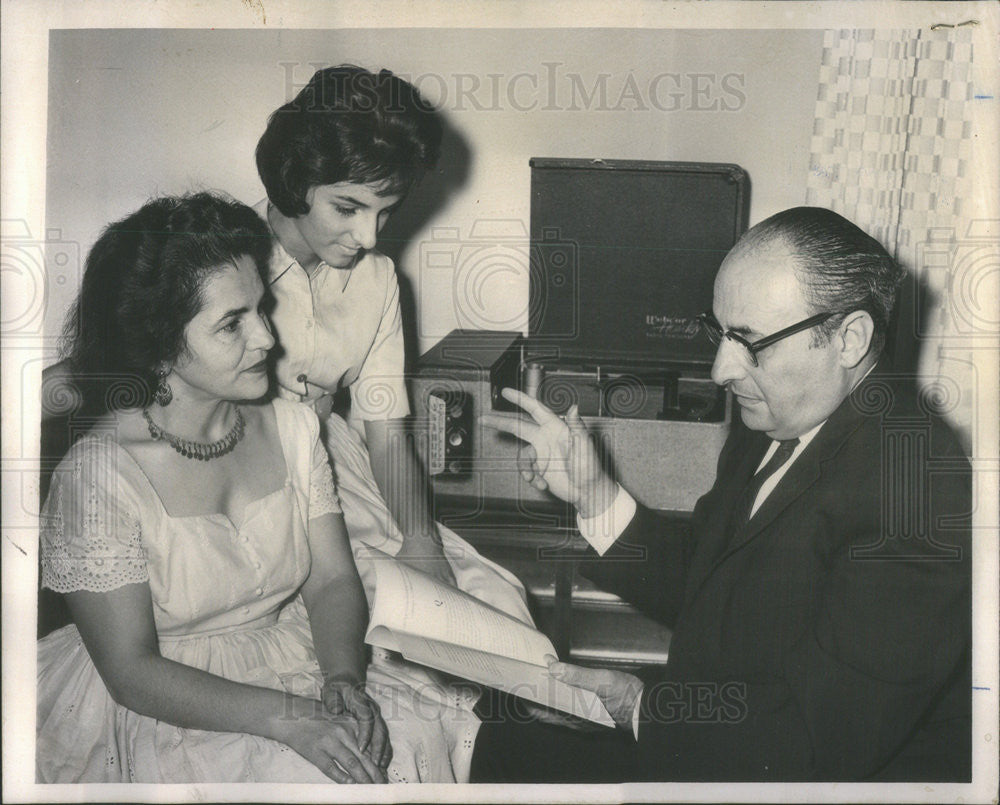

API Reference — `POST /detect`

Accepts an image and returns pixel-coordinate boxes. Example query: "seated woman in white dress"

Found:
[37,193,483,784]
[255,65,477,588]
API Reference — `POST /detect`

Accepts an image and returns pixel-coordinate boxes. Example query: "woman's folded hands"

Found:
[272,689,389,784]
[322,675,393,779]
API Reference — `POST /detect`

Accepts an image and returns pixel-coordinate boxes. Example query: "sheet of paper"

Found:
[386,629,615,728]
[364,550,615,726]
[366,549,556,664]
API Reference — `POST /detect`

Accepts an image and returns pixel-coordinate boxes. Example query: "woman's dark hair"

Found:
[61,192,273,412]
[256,65,443,217]
[738,206,905,357]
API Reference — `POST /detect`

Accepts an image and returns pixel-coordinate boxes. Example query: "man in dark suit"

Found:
[476,207,971,782]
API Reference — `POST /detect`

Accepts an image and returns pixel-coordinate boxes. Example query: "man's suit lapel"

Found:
[680,428,768,606]
[695,372,873,584]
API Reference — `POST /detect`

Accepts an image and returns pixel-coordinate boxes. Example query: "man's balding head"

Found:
[734,207,904,358]
[709,208,896,439]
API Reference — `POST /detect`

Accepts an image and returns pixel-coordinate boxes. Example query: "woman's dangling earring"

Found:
[153,365,173,406]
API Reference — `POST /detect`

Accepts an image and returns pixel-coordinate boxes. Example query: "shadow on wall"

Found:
[378,116,473,375]
[890,266,971,457]
[892,264,926,380]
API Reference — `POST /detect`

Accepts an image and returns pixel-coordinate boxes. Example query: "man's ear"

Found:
[836,310,875,368]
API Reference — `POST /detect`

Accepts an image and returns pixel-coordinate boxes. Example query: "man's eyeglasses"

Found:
[697,310,848,367]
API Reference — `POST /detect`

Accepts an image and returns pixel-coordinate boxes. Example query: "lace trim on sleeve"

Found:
[309,458,342,520]
[308,411,342,519]
[40,442,149,594]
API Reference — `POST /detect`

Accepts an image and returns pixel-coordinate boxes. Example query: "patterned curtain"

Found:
[806,26,987,451]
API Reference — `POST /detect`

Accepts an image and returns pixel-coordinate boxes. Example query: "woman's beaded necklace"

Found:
[142,407,245,461]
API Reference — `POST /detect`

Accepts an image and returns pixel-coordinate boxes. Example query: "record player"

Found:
[412,158,750,518]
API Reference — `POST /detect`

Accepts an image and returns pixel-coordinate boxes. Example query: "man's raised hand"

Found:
[480,388,617,518]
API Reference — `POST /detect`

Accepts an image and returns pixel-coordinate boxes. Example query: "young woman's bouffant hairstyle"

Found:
[61,192,273,412]
[256,65,443,217]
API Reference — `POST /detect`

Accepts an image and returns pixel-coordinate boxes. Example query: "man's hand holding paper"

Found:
[548,661,644,736]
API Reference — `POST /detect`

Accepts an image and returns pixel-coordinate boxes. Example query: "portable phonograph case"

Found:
[413,158,750,516]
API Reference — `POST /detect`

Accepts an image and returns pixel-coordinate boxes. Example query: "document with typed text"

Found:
[365,550,615,727]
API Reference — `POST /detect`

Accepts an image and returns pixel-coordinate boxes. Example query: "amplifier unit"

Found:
[411,330,730,518]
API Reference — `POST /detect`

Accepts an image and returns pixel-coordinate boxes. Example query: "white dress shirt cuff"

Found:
[632,690,643,740]
[576,485,637,556]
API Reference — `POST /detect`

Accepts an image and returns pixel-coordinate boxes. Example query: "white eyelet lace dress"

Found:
[36,398,517,784]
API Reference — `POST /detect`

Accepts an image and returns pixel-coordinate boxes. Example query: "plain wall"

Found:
[45,27,823,357]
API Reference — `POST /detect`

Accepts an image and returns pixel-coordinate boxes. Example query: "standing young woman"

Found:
[255,66,535,615]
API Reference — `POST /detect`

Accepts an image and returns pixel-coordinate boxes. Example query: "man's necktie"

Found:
[730,438,800,533]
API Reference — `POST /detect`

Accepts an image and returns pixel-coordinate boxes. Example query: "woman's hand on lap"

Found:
[322,676,393,771]
[275,695,387,783]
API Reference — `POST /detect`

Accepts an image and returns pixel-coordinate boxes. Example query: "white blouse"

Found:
[255,200,410,421]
